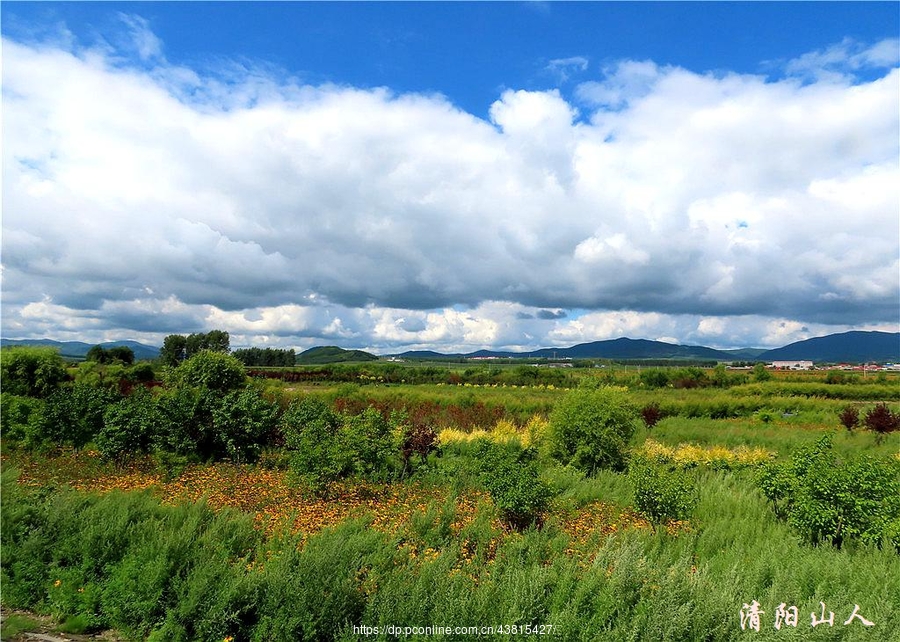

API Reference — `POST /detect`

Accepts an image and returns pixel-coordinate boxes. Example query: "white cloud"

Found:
[117,13,163,62]
[2,27,898,352]
[545,56,589,83]
[783,37,900,82]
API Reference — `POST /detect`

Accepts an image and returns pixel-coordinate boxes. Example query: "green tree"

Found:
[756,435,900,549]
[0,347,69,398]
[548,386,638,474]
[282,397,345,495]
[106,346,135,365]
[752,362,773,382]
[173,350,246,392]
[472,440,552,530]
[97,389,162,462]
[210,388,279,462]
[159,335,187,367]
[39,384,120,449]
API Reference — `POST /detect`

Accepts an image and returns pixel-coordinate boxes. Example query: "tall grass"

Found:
[4,465,898,641]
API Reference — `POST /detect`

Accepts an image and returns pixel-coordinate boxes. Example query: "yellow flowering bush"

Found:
[636,439,774,470]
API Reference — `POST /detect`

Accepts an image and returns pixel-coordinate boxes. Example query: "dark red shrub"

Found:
[864,403,900,434]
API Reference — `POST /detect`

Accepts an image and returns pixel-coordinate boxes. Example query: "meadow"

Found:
[1,347,899,641]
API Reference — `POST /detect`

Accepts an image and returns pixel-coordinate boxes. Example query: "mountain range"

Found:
[2,331,898,364]
[396,331,899,364]
[0,339,161,361]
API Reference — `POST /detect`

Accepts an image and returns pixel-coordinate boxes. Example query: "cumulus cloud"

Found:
[2,25,898,352]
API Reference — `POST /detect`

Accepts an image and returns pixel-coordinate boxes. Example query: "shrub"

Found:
[211,387,279,463]
[399,418,439,478]
[838,405,860,431]
[629,461,695,530]
[0,346,69,398]
[472,439,552,529]
[152,387,202,456]
[756,435,900,549]
[173,350,246,392]
[97,389,161,462]
[640,402,664,429]
[639,370,670,389]
[752,363,773,382]
[282,397,346,495]
[340,407,399,481]
[864,403,900,434]
[38,384,120,449]
[548,386,637,475]
[0,393,46,449]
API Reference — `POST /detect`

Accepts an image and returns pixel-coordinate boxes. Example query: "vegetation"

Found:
[628,460,696,529]
[159,330,230,367]
[548,385,638,474]
[296,345,379,364]
[0,346,69,397]
[756,436,900,549]
[85,344,135,365]
[233,346,296,367]
[2,349,899,640]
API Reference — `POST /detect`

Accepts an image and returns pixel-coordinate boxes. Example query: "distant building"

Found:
[771,360,814,370]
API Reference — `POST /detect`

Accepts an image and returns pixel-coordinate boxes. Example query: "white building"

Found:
[771,360,814,370]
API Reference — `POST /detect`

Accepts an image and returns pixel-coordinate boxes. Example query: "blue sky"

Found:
[6,2,897,116]
[2,2,898,352]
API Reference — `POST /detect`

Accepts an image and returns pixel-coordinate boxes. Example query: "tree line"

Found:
[158,330,295,368]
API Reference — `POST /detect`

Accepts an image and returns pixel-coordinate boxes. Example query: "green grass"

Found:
[3,371,898,641]
[0,614,43,640]
[4,460,898,641]
[641,415,900,460]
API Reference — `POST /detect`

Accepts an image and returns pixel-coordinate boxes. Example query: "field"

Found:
[1,349,899,641]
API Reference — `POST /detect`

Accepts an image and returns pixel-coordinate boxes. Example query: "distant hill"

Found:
[401,338,734,361]
[296,346,379,364]
[758,331,899,363]
[528,338,733,360]
[0,338,160,361]
[398,350,464,360]
[396,332,900,364]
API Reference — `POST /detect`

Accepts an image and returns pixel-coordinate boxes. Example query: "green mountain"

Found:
[296,346,379,364]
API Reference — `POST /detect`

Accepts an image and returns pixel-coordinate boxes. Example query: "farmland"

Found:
[1,346,899,641]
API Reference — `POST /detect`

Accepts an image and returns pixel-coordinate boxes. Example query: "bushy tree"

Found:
[152,387,202,455]
[159,335,188,367]
[639,369,670,389]
[97,389,162,462]
[0,393,46,449]
[0,347,69,398]
[548,386,638,474]
[232,347,296,367]
[752,362,773,382]
[472,439,552,529]
[159,331,230,367]
[173,350,246,392]
[864,403,900,435]
[211,388,279,462]
[39,384,120,449]
[282,397,345,495]
[85,345,134,365]
[629,460,696,530]
[756,435,900,549]
[838,405,860,431]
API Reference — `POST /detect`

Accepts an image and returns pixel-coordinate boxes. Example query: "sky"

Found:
[2,2,899,354]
